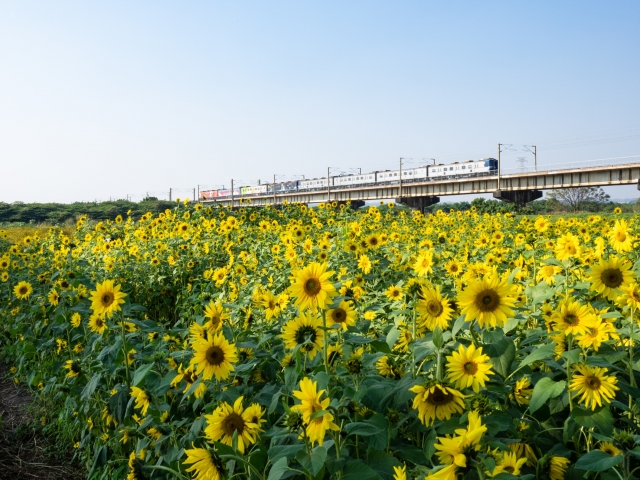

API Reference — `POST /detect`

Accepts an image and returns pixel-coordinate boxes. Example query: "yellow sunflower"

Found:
[551,300,594,336]
[618,283,640,309]
[457,275,516,329]
[130,386,151,416]
[446,344,494,393]
[413,250,434,277]
[510,377,533,405]
[409,383,466,426]
[416,285,454,331]
[570,364,619,410]
[291,377,340,447]
[537,264,562,285]
[492,451,527,477]
[608,219,634,253]
[327,300,357,331]
[554,233,581,260]
[203,300,229,333]
[385,285,404,302]
[289,262,337,311]
[549,457,570,480]
[183,448,221,480]
[90,280,127,318]
[587,256,634,301]
[88,313,108,335]
[190,332,238,381]
[281,311,325,359]
[204,396,260,453]
[13,281,33,300]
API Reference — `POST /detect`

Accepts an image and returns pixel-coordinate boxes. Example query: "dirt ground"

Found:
[0,365,85,479]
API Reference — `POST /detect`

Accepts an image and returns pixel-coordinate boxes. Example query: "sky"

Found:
[1,1,639,204]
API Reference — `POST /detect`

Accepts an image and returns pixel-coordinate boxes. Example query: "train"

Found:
[199,158,498,200]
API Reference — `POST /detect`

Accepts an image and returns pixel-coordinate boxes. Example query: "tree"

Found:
[545,187,610,212]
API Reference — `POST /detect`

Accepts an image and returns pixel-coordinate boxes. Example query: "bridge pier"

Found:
[493,190,543,206]
[396,196,440,213]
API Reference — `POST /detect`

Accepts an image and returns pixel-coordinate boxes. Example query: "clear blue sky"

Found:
[1,1,639,203]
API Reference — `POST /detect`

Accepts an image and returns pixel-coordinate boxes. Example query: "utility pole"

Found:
[193,188,196,202]
[197,185,200,201]
[327,167,331,202]
[169,188,172,201]
[534,145,537,172]
[399,158,403,198]
[273,174,277,204]
[231,179,234,209]
[497,144,501,190]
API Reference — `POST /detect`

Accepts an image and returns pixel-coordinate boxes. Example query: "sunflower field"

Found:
[1,201,640,480]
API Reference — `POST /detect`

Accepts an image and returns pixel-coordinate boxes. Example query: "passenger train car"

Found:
[200,158,497,200]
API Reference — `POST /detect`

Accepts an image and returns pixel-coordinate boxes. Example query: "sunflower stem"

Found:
[567,334,573,412]
[121,311,131,391]
[322,309,329,375]
[412,293,417,378]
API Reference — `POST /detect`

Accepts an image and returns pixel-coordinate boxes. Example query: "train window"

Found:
[394,173,397,176]
[462,166,465,169]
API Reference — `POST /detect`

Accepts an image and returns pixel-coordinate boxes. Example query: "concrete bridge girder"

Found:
[202,164,640,207]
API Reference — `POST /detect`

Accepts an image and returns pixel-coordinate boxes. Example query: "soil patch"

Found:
[0,364,85,479]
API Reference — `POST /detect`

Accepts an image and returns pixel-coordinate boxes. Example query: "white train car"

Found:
[333,173,376,188]
[217,189,241,198]
[428,158,497,180]
[251,185,268,195]
[299,177,331,190]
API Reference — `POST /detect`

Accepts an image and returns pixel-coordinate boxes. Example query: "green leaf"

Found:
[432,327,443,349]
[342,460,384,480]
[451,315,466,337]
[484,339,515,378]
[296,447,327,477]
[561,349,581,365]
[572,406,614,436]
[366,450,402,480]
[519,343,555,368]
[267,457,289,480]
[574,450,622,472]
[423,428,437,460]
[529,377,566,413]
[132,362,154,387]
[345,422,383,436]
[309,410,329,421]
[386,327,400,350]
[81,373,101,401]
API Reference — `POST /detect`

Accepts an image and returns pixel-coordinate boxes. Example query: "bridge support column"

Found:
[493,190,542,206]
[396,196,440,213]
[335,199,365,209]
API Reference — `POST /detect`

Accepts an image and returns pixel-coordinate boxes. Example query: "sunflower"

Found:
[88,313,108,335]
[130,386,151,416]
[551,300,594,336]
[171,364,207,398]
[444,259,463,277]
[203,300,229,332]
[358,254,372,274]
[537,264,562,285]
[457,275,516,329]
[492,451,527,477]
[63,360,81,378]
[183,448,221,480]
[327,300,357,330]
[554,233,581,260]
[376,356,401,378]
[14,281,33,300]
[576,317,617,351]
[413,250,434,277]
[385,285,404,302]
[416,285,454,331]
[393,465,406,480]
[426,464,457,480]
[446,344,494,393]
[510,377,533,405]
[618,283,640,309]
[599,442,621,456]
[70,312,81,328]
[588,256,634,301]
[608,219,634,253]
[409,383,466,426]
[90,280,126,318]
[190,332,238,381]
[366,233,381,249]
[291,378,339,447]
[281,311,325,359]
[570,364,619,410]
[434,411,486,467]
[289,262,337,311]
[549,457,570,480]
[204,396,260,453]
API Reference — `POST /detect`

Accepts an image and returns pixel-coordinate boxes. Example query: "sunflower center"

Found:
[616,232,626,242]
[332,308,346,323]
[566,244,576,254]
[295,325,317,345]
[564,314,579,325]
[95,317,104,327]
[101,293,114,307]
[205,346,225,366]
[18,286,28,295]
[475,289,499,312]
[586,375,601,390]
[427,387,453,406]
[304,278,321,296]
[221,412,245,436]
[504,466,515,474]
[601,268,623,288]
[450,265,459,272]
[463,361,478,375]
[426,300,444,317]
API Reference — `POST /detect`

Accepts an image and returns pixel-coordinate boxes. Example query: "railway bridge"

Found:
[202,155,640,211]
